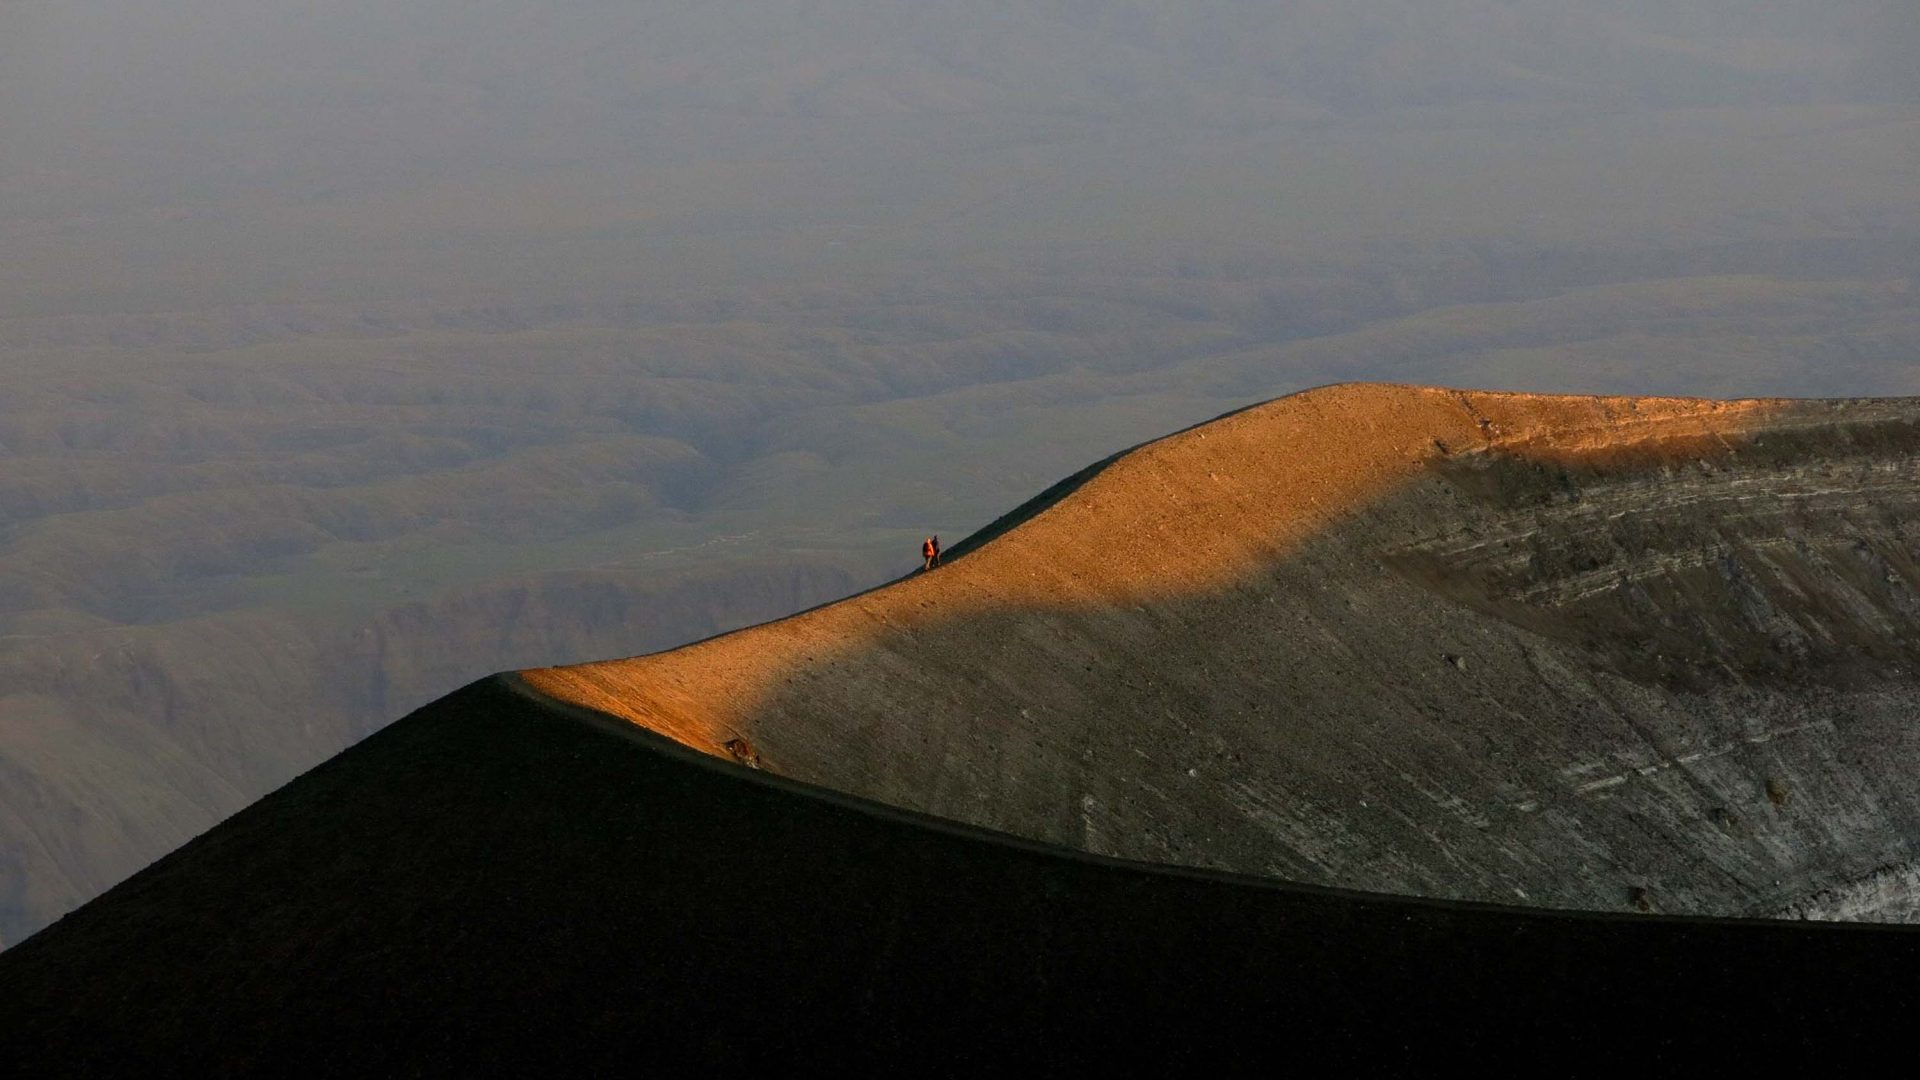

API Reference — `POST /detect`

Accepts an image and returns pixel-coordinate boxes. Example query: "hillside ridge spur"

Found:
[524,381,1780,756]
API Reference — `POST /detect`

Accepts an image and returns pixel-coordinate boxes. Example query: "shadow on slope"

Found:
[3,675,1919,1073]
[534,387,1920,921]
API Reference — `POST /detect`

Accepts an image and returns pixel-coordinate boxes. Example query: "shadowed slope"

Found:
[4,675,1920,1074]
[528,384,1776,748]
[17,384,1920,1070]
[530,383,1920,919]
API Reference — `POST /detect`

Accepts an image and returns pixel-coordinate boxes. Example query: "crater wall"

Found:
[531,386,1920,920]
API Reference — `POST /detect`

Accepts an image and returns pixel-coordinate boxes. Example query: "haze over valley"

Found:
[2,1,1918,947]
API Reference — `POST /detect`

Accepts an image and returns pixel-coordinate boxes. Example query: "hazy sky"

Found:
[3,2,1915,317]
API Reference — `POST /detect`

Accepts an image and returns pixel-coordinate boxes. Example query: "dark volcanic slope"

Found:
[18,383,1920,1070]
[533,384,1920,920]
[3,675,1920,1074]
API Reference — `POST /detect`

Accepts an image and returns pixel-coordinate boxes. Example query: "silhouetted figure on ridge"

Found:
[922,535,941,571]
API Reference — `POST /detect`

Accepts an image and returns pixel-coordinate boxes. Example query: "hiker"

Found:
[922,535,941,571]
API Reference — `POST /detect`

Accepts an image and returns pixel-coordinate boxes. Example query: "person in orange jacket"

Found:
[922,535,941,571]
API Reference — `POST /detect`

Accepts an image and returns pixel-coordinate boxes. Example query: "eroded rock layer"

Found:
[529,384,1920,920]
